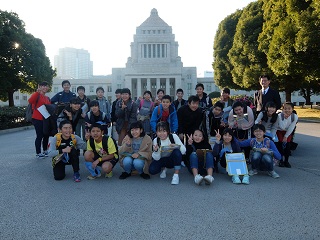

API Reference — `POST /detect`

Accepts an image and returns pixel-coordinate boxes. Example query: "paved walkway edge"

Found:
[0,125,34,135]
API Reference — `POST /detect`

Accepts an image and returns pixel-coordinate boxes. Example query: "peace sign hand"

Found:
[215,129,221,142]
[187,134,193,145]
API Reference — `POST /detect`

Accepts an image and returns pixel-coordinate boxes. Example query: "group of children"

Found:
[32,82,298,186]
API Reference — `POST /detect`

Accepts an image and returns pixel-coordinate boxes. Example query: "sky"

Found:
[2,0,254,77]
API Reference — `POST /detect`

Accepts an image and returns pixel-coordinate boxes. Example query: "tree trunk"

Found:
[8,90,14,107]
[305,88,312,105]
[285,89,292,102]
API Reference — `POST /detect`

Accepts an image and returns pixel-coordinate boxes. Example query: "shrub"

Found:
[0,106,31,130]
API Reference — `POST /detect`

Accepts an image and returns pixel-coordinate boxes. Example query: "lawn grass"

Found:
[294,106,320,121]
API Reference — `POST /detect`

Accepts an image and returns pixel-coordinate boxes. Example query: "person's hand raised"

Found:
[187,134,193,145]
[215,129,221,142]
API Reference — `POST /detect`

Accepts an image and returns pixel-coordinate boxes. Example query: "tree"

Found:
[228,0,272,90]
[213,10,243,90]
[0,11,55,106]
[258,0,320,102]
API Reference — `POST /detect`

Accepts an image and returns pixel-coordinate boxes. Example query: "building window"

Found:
[54,87,58,93]
[117,84,121,89]
[148,30,151,34]
[187,74,191,79]
[187,83,192,90]
[163,30,166,34]
[148,44,151,58]
[153,44,156,58]
[207,85,212,92]
[162,44,165,58]
[90,86,94,93]
[15,96,19,100]
[23,96,27,100]
[158,30,161,34]
[107,86,112,92]
[153,30,156,34]
[72,86,76,93]
[157,44,160,58]
[142,30,145,34]
[143,44,147,58]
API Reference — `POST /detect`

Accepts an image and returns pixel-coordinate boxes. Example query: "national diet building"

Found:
[111,8,197,100]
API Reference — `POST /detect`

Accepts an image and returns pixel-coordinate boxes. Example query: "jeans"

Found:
[32,118,49,154]
[251,151,273,171]
[149,149,182,175]
[122,156,145,174]
[189,152,214,170]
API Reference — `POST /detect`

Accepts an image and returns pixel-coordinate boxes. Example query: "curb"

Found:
[0,125,34,135]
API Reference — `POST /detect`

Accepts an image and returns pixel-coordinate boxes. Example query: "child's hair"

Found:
[61,80,71,87]
[187,95,200,104]
[252,124,266,132]
[222,128,235,142]
[89,100,100,108]
[127,121,145,138]
[283,101,294,109]
[59,120,72,129]
[176,88,183,94]
[157,89,165,95]
[193,129,206,142]
[156,121,170,133]
[77,86,85,92]
[39,81,49,86]
[162,95,172,102]
[213,101,224,110]
[96,87,104,93]
[232,101,244,110]
[115,88,122,94]
[69,97,81,104]
[143,90,152,99]
[121,88,131,95]
[263,101,278,123]
[222,88,230,94]
[90,123,104,132]
[195,83,204,90]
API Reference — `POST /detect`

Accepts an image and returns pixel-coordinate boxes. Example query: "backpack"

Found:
[279,112,295,122]
[157,134,175,146]
[139,99,154,110]
[25,94,40,122]
[89,135,118,159]
[55,133,77,148]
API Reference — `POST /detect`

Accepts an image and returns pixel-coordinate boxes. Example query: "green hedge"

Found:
[0,106,31,130]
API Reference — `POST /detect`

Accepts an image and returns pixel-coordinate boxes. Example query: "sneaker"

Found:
[36,153,45,159]
[242,175,250,185]
[73,172,81,182]
[160,168,167,179]
[204,175,214,185]
[248,169,258,176]
[278,161,285,167]
[43,151,48,157]
[284,161,291,168]
[181,161,186,167]
[232,175,241,184]
[171,174,179,185]
[194,174,204,185]
[268,170,280,179]
[87,172,101,180]
[105,171,113,178]
[119,172,131,179]
[140,173,150,180]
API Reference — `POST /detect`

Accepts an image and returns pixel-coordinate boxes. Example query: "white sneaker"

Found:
[171,174,179,185]
[248,169,258,176]
[204,175,214,185]
[181,161,186,167]
[268,170,280,179]
[160,168,167,179]
[194,174,204,185]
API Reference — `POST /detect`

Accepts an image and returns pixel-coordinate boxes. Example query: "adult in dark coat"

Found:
[254,75,281,116]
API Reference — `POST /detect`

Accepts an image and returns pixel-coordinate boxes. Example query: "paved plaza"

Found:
[0,122,319,239]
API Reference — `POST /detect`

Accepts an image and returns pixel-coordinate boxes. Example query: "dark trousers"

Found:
[32,118,49,154]
[149,149,182,175]
[53,148,79,180]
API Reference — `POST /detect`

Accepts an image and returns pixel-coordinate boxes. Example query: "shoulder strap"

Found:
[291,113,294,123]
[157,106,161,115]
[250,138,255,148]
[71,134,77,147]
[140,99,144,109]
[102,135,109,154]
[89,137,96,153]
[56,133,62,148]
[169,134,175,144]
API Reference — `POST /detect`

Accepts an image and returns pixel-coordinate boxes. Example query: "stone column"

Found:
[156,78,160,91]
[147,78,151,91]
[137,78,142,98]
[166,78,170,96]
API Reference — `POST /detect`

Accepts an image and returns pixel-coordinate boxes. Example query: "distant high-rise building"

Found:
[54,47,93,79]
